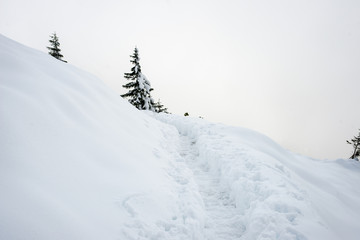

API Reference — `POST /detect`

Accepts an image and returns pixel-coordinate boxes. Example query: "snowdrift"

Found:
[0,34,204,239]
[1,34,360,240]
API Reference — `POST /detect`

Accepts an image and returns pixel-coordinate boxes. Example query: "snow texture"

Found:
[138,73,153,111]
[1,34,360,240]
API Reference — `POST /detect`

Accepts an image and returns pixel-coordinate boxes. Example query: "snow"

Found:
[0,34,202,239]
[152,114,360,240]
[137,73,154,111]
[138,73,152,92]
[1,34,360,240]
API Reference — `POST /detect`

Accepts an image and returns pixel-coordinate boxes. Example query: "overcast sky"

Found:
[1,0,360,159]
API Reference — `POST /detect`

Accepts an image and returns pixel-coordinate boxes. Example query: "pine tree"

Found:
[47,32,67,62]
[347,130,360,160]
[121,47,155,111]
[154,99,168,113]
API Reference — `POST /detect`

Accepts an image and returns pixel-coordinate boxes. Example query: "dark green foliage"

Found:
[184,112,189,116]
[347,129,360,160]
[121,47,155,111]
[154,99,168,113]
[47,33,66,63]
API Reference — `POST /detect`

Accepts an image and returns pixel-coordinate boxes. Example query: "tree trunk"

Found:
[351,142,359,159]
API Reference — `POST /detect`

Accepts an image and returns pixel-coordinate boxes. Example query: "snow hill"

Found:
[1,34,360,240]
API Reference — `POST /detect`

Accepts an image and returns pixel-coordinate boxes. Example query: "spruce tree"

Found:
[154,99,168,113]
[121,47,155,111]
[47,32,67,62]
[347,130,360,160]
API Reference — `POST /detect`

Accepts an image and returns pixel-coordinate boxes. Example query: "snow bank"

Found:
[1,34,360,240]
[154,113,360,240]
[0,34,204,240]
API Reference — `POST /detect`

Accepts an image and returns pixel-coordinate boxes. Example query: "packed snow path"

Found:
[178,134,245,239]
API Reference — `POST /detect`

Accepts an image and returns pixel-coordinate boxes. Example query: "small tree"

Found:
[154,99,168,113]
[347,129,360,160]
[47,32,67,62]
[121,47,155,111]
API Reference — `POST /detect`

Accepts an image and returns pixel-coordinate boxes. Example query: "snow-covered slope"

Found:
[1,34,360,240]
[0,34,204,239]
[153,114,360,240]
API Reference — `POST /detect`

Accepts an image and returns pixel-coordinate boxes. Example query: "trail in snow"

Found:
[178,134,245,239]
[151,114,353,240]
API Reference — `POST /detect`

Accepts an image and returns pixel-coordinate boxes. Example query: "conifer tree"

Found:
[121,47,155,111]
[347,129,360,160]
[47,32,67,62]
[154,99,168,113]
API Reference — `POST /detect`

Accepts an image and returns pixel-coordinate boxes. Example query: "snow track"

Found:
[178,134,245,239]
[153,114,356,240]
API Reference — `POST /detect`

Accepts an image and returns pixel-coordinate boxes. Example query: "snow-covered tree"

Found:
[121,47,155,111]
[154,99,168,113]
[47,33,66,62]
[347,130,360,160]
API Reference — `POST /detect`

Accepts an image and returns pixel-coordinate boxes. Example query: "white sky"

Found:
[1,0,359,159]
